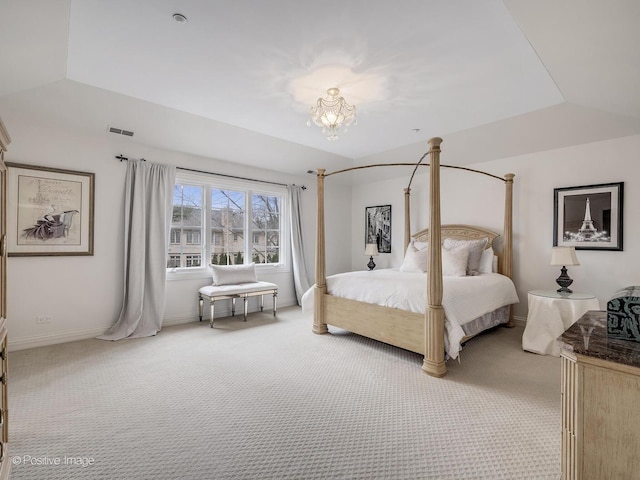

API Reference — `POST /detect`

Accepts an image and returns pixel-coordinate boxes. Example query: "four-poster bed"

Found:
[310,137,517,378]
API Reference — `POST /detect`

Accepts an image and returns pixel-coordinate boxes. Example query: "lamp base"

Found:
[367,256,376,270]
[556,266,573,294]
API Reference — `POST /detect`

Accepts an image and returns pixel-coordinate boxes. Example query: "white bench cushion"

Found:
[199,281,278,297]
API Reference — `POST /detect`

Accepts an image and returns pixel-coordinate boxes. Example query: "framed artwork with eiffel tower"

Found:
[553,182,623,251]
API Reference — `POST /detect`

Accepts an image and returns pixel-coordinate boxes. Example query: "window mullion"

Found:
[204,185,211,267]
[245,190,252,265]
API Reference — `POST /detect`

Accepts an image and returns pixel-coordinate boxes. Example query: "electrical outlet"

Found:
[36,315,52,324]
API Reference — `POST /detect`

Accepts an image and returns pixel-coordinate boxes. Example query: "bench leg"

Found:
[273,291,277,316]
[232,297,236,317]
[260,294,264,312]
[209,301,216,328]
[243,296,248,322]
[198,294,204,321]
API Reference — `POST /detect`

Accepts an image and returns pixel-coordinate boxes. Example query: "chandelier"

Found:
[307,88,357,140]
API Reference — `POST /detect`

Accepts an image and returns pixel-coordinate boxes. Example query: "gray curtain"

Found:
[99,160,176,340]
[288,185,311,304]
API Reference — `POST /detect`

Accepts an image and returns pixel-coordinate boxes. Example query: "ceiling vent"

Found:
[107,126,134,137]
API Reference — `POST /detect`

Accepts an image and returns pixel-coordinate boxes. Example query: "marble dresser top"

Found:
[558,310,640,368]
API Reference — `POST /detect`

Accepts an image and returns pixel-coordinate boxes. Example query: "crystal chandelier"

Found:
[307,88,357,140]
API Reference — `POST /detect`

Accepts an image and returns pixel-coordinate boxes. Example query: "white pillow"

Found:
[210,263,258,285]
[442,247,469,277]
[492,255,499,273]
[399,244,429,273]
[442,237,488,276]
[479,248,494,274]
[413,241,429,251]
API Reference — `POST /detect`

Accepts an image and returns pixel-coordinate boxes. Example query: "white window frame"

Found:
[168,170,289,280]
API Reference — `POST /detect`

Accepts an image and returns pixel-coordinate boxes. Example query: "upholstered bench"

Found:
[198,264,278,328]
[198,282,278,327]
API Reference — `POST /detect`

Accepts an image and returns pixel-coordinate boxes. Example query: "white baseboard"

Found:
[9,327,108,352]
[512,315,526,327]
[9,296,298,351]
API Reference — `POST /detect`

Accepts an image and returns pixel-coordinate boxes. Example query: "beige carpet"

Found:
[8,307,560,479]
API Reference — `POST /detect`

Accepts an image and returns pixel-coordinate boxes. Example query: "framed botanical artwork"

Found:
[553,182,623,251]
[6,163,95,256]
[365,204,391,253]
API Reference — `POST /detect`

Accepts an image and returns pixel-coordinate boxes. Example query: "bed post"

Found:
[313,169,328,334]
[423,137,447,378]
[404,188,411,253]
[503,173,515,327]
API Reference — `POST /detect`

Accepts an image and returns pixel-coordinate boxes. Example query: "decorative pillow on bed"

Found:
[442,237,488,275]
[479,247,494,274]
[442,246,469,277]
[413,241,429,251]
[399,243,429,272]
[210,263,258,285]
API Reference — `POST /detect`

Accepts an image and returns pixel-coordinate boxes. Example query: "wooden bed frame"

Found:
[312,137,515,378]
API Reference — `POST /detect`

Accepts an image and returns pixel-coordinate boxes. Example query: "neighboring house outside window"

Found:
[186,230,201,244]
[185,255,201,267]
[167,173,287,272]
[167,183,203,269]
[167,255,181,268]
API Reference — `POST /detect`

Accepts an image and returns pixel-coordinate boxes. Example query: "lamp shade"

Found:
[550,246,580,266]
[365,243,379,256]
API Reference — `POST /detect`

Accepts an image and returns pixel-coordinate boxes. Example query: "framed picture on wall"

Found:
[6,163,95,256]
[365,205,391,253]
[553,182,623,251]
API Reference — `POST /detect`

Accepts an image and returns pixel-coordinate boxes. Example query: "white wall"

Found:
[9,111,633,349]
[3,116,351,350]
[350,134,640,319]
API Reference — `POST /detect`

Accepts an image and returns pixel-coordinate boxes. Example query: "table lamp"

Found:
[550,246,580,294]
[365,243,379,270]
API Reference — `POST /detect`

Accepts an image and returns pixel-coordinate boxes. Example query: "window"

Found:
[167,184,203,268]
[252,194,281,264]
[185,255,202,267]
[167,255,181,268]
[185,230,201,244]
[169,173,287,272]
[211,188,245,265]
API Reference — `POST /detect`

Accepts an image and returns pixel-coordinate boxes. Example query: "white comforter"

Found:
[301,269,519,359]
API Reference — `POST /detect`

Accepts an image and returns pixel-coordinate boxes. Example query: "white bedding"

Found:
[301,269,519,359]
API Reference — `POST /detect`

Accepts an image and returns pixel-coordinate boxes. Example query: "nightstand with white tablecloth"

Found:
[522,290,600,356]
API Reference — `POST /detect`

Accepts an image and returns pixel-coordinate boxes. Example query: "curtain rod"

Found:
[115,155,305,189]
